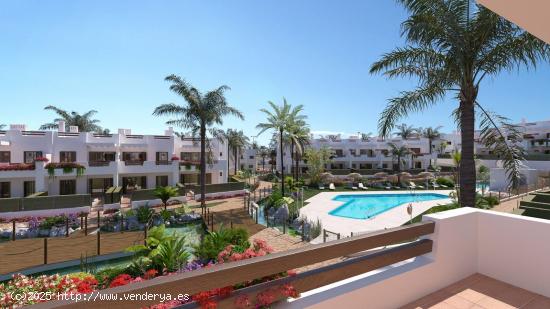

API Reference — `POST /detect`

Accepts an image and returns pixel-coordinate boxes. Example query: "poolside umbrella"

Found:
[347,173,363,183]
[387,174,398,185]
[417,172,435,188]
[397,172,412,184]
[373,172,388,178]
[371,172,388,185]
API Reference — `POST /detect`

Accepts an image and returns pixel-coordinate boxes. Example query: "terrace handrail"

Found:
[31,221,435,309]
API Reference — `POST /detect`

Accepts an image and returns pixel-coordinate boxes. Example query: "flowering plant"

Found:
[34,157,49,162]
[171,156,180,161]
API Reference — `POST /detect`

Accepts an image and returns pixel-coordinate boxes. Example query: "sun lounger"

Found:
[431,182,441,189]
[358,183,368,190]
[349,183,358,190]
[318,184,325,190]
[329,183,336,190]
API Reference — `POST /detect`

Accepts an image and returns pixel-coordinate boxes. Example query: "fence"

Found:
[0,194,91,212]
[32,221,435,308]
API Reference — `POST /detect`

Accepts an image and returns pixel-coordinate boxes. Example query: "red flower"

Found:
[109,274,132,287]
[280,284,299,298]
[234,294,250,308]
[144,269,158,280]
[217,286,233,298]
[201,300,217,309]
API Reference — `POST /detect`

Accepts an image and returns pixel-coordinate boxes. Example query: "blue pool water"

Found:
[329,193,450,219]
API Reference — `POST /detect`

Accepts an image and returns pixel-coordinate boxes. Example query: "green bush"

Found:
[39,216,66,230]
[482,195,500,207]
[95,266,127,287]
[436,177,455,187]
[195,227,250,261]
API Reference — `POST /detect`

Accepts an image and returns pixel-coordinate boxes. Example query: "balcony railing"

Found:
[124,160,144,166]
[88,161,111,167]
[38,221,435,308]
[155,160,171,165]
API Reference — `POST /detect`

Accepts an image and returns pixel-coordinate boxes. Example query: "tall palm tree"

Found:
[257,146,270,172]
[226,129,250,175]
[257,99,306,196]
[393,123,418,140]
[154,75,244,213]
[370,0,548,207]
[421,126,443,154]
[40,106,103,132]
[388,142,411,173]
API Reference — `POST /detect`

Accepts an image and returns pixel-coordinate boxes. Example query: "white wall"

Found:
[283,208,550,308]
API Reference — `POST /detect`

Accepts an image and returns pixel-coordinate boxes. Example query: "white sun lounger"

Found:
[329,183,336,190]
[358,183,368,190]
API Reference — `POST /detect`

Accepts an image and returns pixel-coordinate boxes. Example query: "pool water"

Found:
[329,193,450,219]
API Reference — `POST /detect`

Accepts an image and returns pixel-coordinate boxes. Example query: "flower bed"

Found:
[0,164,35,171]
[45,162,86,176]
[0,215,81,239]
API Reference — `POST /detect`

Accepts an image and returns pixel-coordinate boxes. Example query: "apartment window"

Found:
[24,151,43,163]
[89,152,116,162]
[59,179,76,195]
[220,152,223,157]
[122,176,147,192]
[415,162,422,169]
[219,171,223,177]
[0,151,10,163]
[156,152,169,162]
[24,181,36,197]
[156,175,169,187]
[122,152,146,162]
[88,178,113,194]
[249,156,254,159]
[351,163,357,169]
[248,165,253,169]
[60,151,77,163]
[180,173,198,185]
[382,163,388,169]
[0,182,11,198]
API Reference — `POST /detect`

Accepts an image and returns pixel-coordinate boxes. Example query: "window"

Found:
[181,152,200,162]
[156,175,169,187]
[219,171,223,177]
[122,152,146,161]
[415,162,422,169]
[382,163,388,169]
[0,182,11,198]
[220,152,223,157]
[24,181,36,196]
[59,179,76,195]
[249,156,254,159]
[0,151,10,163]
[156,152,169,162]
[60,151,77,163]
[89,152,116,162]
[88,178,113,194]
[122,176,147,192]
[248,165,253,169]
[24,151,43,163]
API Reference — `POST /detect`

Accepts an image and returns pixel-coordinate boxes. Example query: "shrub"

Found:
[483,195,500,206]
[195,227,250,261]
[436,177,455,187]
[136,206,154,224]
[39,216,66,230]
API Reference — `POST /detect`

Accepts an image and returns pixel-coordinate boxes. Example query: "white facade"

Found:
[0,124,228,198]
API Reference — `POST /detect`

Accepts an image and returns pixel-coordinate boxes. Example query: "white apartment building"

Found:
[276,119,550,190]
[0,122,229,198]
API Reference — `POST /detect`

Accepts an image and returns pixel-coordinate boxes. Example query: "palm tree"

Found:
[287,124,310,181]
[225,129,249,176]
[257,99,306,196]
[421,126,443,154]
[370,0,548,207]
[257,146,270,172]
[154,75,244,214]
[40,106,103,132]
[393,123,418,140]
[360,132,373,142]
[387,143,411,173]
[153,186,180,210]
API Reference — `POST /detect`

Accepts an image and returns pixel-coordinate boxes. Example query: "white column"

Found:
[35,161,47,193]
[171,160,180,186]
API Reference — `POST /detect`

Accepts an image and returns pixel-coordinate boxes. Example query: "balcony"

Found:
[124,160,144,166]
[39,208,550,308]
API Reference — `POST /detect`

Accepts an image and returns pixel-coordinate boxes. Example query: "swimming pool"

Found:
[329,193,450,219]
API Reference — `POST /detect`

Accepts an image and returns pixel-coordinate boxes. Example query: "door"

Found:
[59,179,76,195]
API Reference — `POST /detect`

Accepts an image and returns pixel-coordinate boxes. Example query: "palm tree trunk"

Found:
[295,153,299,181]
[459,99,476,207]
[280,128,285,196]
[262,157,265,171]
[289,143,294,182]
[200,123,207,215]
[234,148,238,175]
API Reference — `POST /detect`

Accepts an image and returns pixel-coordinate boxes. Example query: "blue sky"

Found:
[1,0,549,145]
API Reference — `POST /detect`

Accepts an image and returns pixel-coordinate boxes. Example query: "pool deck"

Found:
[300,190,453,239]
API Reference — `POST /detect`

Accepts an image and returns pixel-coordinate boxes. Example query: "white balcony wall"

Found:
[283,208,550,309]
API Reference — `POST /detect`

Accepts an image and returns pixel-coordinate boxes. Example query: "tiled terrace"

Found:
[402,273,550,309]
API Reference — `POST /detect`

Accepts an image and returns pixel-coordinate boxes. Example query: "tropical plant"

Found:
[370,0,549,207]
[304,147,334,185]
[257,99,307,196]
[195,226,250,261]
[257,146,270,172]
[287,123,310,181]
[225,129,250,175]
[153,186,180,210]
[393,123,418,140]
[40,106,103,132]
[360,132,373,141]
[421,126,443,154]
[387,142,411,172]
[477,164,490,195]
[135,206,154,225]
[154,75,244,214]
[452,151,462,196]
[126,225,191,273]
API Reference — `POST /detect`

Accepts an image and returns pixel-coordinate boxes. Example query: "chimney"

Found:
[69,126,79,133]
[165,127,174,136]
[58,120,66,132]
[9,124,26,131]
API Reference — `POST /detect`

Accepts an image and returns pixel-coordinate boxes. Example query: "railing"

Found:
[155,160,171,165]
[34,221,435,308]
[124,160,144,166]
[88,161,111,167]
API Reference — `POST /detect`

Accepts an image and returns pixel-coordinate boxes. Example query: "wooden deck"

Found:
[0,230,144,275]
